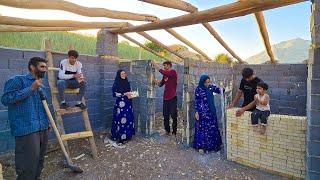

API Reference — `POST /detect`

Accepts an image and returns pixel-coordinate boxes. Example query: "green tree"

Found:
[214,53,232,64]
[144,41,166,54]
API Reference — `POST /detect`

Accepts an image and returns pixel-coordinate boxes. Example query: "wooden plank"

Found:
[109,0,304,33]
[0,25,98,32]
[0,0,157,22]
[61,131,93,141]
[0,15,129,28]
[138,0,197,13]
[82,109,98,159]
[51,87,80,94]
[56,107,84,116]
[165,28,212,61]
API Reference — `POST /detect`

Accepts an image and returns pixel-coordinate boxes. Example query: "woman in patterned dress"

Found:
[194,74,223,153]
[111,70,135,143]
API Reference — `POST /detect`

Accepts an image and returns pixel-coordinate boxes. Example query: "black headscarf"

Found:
[112,69,131,93]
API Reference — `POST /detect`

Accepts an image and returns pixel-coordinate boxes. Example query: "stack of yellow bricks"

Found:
[226,108,306,179]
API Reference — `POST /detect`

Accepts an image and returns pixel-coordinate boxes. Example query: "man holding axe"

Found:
[1,57,49,180]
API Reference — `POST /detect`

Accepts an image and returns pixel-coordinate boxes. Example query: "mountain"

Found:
[245,38,311,64]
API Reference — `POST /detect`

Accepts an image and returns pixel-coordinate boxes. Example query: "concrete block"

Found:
[0,48,24,60]
[308,79,320,94]
[309,47,320,65]
[306,170,320,180]
[23,50,45,60]
[308,64,320,79]
[308,109,320,126]
[310,94,320,110]
[307,125,320,141]
[307,156,320,172]
[8,59,29,69]
[307,140,320,156]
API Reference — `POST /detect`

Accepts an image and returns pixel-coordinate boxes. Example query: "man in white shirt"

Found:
[57,50,86,109]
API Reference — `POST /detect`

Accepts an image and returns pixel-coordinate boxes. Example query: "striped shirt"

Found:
[1,73,49,136]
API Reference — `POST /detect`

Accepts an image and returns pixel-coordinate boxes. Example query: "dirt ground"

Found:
[1,112,284,180]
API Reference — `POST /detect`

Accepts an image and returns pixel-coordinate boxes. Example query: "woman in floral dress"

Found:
[111,70,135,143]
[194,74,223,153]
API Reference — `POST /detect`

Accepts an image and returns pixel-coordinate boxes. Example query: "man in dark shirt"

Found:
[151,60,178,136]
[228,67,262,116]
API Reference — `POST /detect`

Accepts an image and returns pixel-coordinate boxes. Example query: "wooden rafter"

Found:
[202,23,244,63]
[138,0,197,13]
[137,31,185,60]
[0,0,158,22]
[135,0,244,62]
[0,15,129,28]
[165,28,212,61]
[0,25,96,32]
[110,0,304,34]
[237,0,275,63]
[120,34,180,64]
[254,12,276,63]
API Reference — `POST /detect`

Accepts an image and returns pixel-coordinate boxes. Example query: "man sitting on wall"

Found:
[227,67,262,116]
[57,50,87,110]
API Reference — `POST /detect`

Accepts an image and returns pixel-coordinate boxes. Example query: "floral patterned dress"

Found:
[193,84,222,152]
[111,77,135,143]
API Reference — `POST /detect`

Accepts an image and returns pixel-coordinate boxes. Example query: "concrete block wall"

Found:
[120,60,156,135]
[233,64,307,116]
[0,47,119,154]
[306,1,320,179]
[227,108,307,179]
[182,59,234,145]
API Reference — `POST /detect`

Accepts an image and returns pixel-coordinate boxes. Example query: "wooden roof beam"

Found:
[254,12,276,63]
[165,28,213,61]
[120,34,180,64]
[0,25,97,32]
[138,0,197,13]
[136,0,244,63]
[202,23,244,63]
[0,0,158,22]
[0,15,129,28]
[110,0,304,33]
[137,31,185,61]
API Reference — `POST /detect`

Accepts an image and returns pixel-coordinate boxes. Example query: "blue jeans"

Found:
[57,79,86,102]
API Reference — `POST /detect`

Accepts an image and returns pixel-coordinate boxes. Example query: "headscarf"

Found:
[112,69,131,94]
[198,74,216,116]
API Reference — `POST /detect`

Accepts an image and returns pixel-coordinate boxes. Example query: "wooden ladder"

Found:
[43,39,98,159]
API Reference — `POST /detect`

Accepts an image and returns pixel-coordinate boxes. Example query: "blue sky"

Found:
[0,0,311,59]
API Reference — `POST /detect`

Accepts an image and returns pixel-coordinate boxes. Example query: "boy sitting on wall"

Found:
[236,82,270,135]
